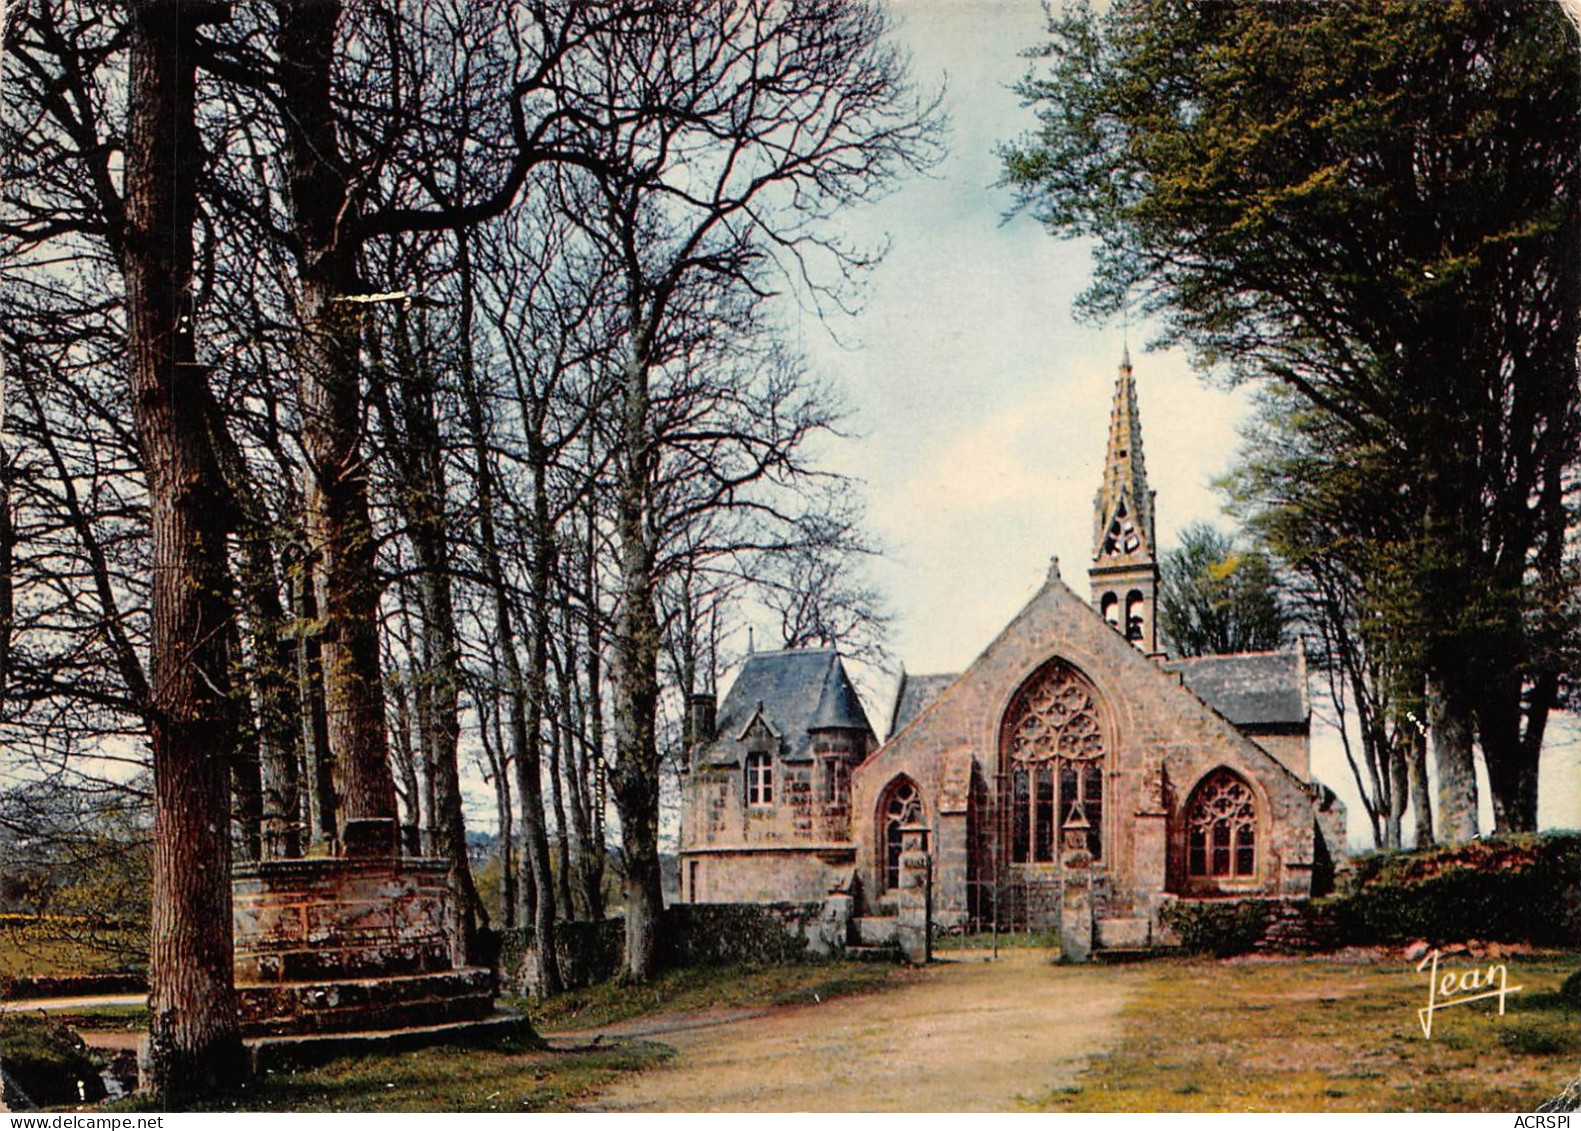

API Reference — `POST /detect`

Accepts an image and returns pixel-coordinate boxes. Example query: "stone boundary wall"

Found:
[503,901,835,998]
[0,973,147,1001]
[501,918,624,997]
[1156,895,1337,955]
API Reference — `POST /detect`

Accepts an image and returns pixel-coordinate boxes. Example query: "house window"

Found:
[823,758,850,808]
[747,750,773,807]
[1187,770,1257,879]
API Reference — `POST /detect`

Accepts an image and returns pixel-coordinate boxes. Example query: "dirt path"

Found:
[569,950,1141,1112]
[0,994,144,1013]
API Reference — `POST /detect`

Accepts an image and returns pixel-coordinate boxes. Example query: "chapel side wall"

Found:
[681,850,838,904]
[1244,730,1310,782]
[684,762,831,849]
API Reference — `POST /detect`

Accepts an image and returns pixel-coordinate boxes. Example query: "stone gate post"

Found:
[897,818,933,964]
[1060,806,1094,962]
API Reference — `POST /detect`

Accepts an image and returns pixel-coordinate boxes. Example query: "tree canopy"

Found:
[1003,0,1581,836]
[1158,522,1287,659]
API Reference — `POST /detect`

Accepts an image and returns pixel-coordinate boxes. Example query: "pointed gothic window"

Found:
[1001,658,1107,864]
[881,779,920,890]
[1187,770,1258,880]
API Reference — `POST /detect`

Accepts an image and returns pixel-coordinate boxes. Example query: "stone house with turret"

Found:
[678,352,1346,954]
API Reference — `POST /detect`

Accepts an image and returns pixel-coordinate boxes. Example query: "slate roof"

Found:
[887,671,959,736]
[1159,650,1308,729]
[886,651,1308,737]
[705,648,874,767]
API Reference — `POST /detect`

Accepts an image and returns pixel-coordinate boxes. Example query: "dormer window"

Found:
[747,750,774,807]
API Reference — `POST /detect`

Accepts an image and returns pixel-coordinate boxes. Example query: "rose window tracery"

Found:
[1006,661,1107,763]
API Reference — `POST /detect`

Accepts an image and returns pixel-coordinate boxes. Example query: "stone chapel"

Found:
[678,351,1347,954]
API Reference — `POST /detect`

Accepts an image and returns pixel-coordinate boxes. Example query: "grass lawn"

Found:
[115,1035,675,1113]
[0,927,143,980]
[935,929,1060,953]
[1030,953,1581,1112]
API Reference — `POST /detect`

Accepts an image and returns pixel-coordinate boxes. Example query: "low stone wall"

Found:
[662,901,830,966]
[0,973,146,1001]
[503,901,838,998]
[1157,895,1341,956]
[501,918,625,998]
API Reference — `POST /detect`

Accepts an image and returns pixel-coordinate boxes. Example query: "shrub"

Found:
[0,1015,106,1108]
[1322,833,1581,946]
[1561,968,1581,1009]
[1159,900,1272,957]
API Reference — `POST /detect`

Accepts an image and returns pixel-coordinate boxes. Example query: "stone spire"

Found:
[1092,348,1156,566]
[1089,349,1161,653]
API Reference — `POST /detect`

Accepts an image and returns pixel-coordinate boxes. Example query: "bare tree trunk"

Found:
[611,342,666,981]
[294,563,337,851]
[551,641,584,919]
[478,673,518,928]
[1407,722,1434,849]
[453,230,557,981]
[0,412,12,715]
[123,0,243,1098]
[558,648,595,921]
[547,686,574,920]
[229,619,263,863]
[581,501,608,921]
[202,414,305,860]
[1479,675,1542,834]
[277,0,398,856]
[1428,672,1478,844]
[376,307,487,938]
[236,525,302,860]
[386,658,424,856]
[521,436,562,986]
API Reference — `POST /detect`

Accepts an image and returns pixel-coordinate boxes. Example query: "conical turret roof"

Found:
[809,654,873,733]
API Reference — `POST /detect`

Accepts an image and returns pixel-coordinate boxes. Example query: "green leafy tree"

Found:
[1002,0,1581,838]
[1158,522,1288,659]
[1226,393,1434,849]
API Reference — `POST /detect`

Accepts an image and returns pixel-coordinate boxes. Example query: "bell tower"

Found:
[1089,347,1160,653]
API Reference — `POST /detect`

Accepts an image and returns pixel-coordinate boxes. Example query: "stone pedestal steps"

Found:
[228,855,534,1074]
[236,966,495,1037]
[244,1007,535,1074]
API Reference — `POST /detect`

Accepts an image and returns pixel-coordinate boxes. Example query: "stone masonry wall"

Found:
[232,857,459,982]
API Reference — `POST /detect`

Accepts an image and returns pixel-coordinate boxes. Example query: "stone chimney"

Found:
[688,692,717,765]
